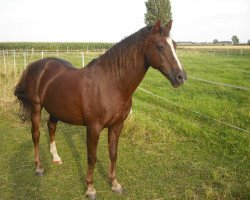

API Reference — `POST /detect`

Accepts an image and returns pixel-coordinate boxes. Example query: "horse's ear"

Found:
[151,20,162,34]
[165,20,173,34]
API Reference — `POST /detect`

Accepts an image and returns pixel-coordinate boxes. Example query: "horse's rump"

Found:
[14,58,77,121]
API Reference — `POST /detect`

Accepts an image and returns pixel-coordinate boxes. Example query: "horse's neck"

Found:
[119,55,147,96]
[102,49,148,98]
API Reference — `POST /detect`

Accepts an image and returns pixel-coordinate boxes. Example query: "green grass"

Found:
[0,50,249,199]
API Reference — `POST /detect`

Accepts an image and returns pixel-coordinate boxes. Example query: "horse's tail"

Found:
[14,68,32,122]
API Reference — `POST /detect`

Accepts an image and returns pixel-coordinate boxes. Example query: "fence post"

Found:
[57,49,59,58]
[42,51,44,58]
[13,50,16,73]
[3,50,7,74]
[240,50,243,56]
[81,52,85,67]
[23,52,27,69]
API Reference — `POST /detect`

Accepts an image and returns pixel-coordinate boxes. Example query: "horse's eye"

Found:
[157,44,164,51]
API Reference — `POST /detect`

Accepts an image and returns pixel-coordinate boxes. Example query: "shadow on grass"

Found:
[61,126,87,192]
[96,159,111,186]
[10,139,49,199]
[60,125,111,191]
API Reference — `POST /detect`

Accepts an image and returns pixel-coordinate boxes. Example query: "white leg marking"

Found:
[50,141,62,163]
[85,185,96,198]
[111,179,123,193]
[86,185,96,195]
[166,37,183,71]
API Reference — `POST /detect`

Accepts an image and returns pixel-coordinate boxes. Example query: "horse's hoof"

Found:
[35,168,44,176]
[111,183,123,194]
[53,159,62,164]
[86,193,96,200]
[85,186,96,200]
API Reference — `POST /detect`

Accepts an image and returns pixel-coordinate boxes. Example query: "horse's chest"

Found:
[105,100,131,126]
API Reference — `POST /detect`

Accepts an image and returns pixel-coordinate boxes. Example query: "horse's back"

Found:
[27,57,74,76]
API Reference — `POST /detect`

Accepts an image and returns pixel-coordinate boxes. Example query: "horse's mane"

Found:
[94,26,153,78]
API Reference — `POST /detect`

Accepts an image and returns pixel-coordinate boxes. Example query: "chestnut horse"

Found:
[14,20,186,199]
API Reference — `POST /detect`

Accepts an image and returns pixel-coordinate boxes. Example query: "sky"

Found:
[0,0,249,43]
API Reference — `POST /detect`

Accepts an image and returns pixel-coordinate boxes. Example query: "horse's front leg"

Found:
[108,122,124,194]
[85,125,101,200]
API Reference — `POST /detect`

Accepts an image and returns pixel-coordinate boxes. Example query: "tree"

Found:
[213,39,219,44]
[144,0,172,26]
[231,35,239,45]
[247,40,250,45]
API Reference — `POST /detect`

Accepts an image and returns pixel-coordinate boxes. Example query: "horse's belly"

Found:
[42,91,86,125]
[58,116,85,126]
[45,106,85,125]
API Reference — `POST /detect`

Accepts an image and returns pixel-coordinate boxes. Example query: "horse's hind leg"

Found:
[31,104,44,176]
[47,115,62,164]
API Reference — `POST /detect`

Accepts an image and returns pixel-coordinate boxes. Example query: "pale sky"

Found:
[0,0,249,43]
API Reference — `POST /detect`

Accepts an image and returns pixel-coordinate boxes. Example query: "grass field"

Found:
[178,45,250,50]
[0,48,249,199]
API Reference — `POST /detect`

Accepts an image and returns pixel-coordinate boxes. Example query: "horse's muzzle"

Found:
[176,70,187,84]
[172,70,187,88]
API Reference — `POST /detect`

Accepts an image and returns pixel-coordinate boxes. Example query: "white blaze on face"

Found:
[166,37,183,71]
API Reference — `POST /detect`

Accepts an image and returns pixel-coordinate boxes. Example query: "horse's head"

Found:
[145,20,187,88]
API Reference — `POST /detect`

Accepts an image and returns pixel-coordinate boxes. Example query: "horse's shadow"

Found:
[10,136,49,199]
[60,125,110,188]
[10,123,110,199]
[60,125,87,189]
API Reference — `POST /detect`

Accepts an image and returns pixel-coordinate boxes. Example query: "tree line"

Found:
[213,37,250,45]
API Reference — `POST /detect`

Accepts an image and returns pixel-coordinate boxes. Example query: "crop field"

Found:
[0,47,249,199]
[0,42,113,51]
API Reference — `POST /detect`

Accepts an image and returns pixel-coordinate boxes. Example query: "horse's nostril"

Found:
[176,74,184,83]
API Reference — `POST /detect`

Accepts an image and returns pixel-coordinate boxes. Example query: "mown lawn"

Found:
[0,50,249,199]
